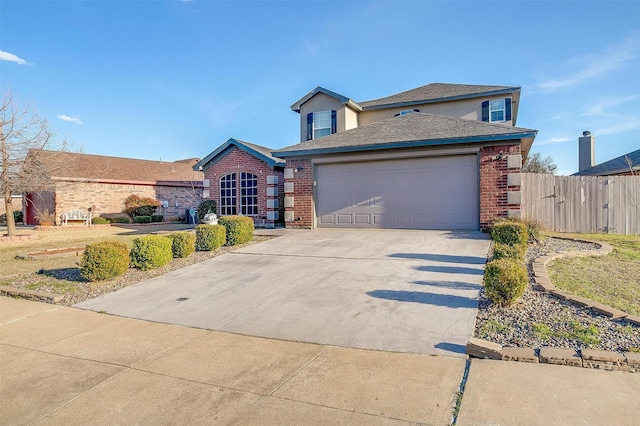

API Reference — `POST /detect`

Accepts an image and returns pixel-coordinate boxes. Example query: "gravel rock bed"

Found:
[475,237,640,353]
[5,236,273,307]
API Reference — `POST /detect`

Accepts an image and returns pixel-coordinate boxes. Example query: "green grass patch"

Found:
[548,233,640,316]
[0,280,11,286]
[477,318,510,337]
[25,279,78,294]
[532,322,553,340]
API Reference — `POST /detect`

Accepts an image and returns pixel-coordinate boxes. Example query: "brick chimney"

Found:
[578,130,595,172]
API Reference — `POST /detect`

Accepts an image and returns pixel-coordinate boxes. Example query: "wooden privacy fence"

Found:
[522,173,640,235]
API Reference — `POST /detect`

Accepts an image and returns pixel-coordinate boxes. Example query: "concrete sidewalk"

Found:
[2,297,638,425]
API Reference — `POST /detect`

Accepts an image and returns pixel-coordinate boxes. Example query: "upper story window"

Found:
[306,110,337,140]
[482,98,512,123]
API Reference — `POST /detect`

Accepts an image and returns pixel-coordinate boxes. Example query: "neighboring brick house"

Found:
[23,149,203,225]
[274,83,538,230]
[193,138,285,227]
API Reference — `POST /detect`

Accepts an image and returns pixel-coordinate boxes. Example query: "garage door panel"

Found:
[317,155,478,230]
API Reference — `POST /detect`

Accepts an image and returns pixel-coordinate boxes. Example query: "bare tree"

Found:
[1,89,68,236]
[522,152,558,174]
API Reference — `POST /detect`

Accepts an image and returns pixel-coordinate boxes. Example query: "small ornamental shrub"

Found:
[134,215,152,224]
[218,215,254,246]
[1,210,22,224]
[130,235,173,270]
[491,220,528,246]
[483,258,528,306]
[197,200,217,220]
[151,214,164,223]
[167,232,195,258]
[111,216,130,224]
[80,241,130,281]
[492,242,526,261]
[123,194,160,217]
[195,224,226,251]
[91,217,111,225]
[500,217,544,244]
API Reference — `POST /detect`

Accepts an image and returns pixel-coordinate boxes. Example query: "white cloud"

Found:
[535,137,572,146]
[594,119,640,136]
[0,50,28,65]
[537,33,638,92]
[58,114,83,125]
[582,95,639,117]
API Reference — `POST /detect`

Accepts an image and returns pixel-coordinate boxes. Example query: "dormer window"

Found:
[482,98,512,123]
[394,109,420,117]
[307,110,337,140]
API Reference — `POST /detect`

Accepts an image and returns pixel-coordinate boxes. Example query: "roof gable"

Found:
[194,138,285,171]
[27,149,203,184]
[358,83,520,110]
[274,113,537,157]
[290,86,362,113]
[573,148,640,176]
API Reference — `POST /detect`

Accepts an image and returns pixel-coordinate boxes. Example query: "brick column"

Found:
[284,158,313,229]
[479,144,522,229]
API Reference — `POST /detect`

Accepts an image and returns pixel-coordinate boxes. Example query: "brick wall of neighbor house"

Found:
[479,144,522,229]
[51,181,202,224]
[201,147,285,226]
[284,158,313,228]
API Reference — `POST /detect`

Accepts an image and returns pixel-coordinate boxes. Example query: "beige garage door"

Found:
[316,155,478,230]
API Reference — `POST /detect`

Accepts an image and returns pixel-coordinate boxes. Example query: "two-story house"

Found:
[274,83,537,230]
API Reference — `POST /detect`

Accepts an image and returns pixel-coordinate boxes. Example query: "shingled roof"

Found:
[274,112,537,157]
[193,138,285,171]
[28,149,204,184]
[358,83,520,110]
[573,148,640,176]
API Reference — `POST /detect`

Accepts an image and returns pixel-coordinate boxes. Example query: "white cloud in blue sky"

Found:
[58,115,83,125]
[0,50,28,65]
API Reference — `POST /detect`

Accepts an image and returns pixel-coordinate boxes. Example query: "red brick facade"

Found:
[201,147,284,227]
[283,158,313,228]
[479,144,522,229]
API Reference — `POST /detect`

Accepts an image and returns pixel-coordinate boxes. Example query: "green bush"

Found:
[491,220,528,246]
[483,258,528,306]
[91,217,111,225]
[195,224,226,251]
[492,242,526,261]
[130,235,173,270]
[134,215,152,224]
[1,210,23,224]
[197,199,217,220]
[111,216,130,224]
[500,217,543,243]
[151,214,164,223]
[80,241,130,281]
[218,215,254,246]
[167,232,195,258]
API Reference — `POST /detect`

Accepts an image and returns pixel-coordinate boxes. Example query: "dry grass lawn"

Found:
[548,233,640,316]
[0,224,196,277]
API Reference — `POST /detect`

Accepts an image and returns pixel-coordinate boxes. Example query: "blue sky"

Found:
[1,0,639,175]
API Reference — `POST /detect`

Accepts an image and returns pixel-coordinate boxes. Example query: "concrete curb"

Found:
[468,236,640,373]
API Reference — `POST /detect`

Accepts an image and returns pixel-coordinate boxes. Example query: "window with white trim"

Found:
[219,173,237,215]
[240,172,258,215]
[482,98,512,123]
[306,110,337,140]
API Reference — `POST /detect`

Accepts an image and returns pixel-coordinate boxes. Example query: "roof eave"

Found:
[290,86,360,113]
[275,131,536,158]
[193,138,284,171]
[361,87,521,111]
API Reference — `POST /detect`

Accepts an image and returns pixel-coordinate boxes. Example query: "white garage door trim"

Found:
[315,154,479,230]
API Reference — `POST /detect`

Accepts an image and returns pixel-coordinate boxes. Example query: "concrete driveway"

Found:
[76,229,490,356]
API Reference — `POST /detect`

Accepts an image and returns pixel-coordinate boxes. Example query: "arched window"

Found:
[240,172,258,215]
[220,173,237,215]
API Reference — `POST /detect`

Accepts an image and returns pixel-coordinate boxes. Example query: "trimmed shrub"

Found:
[197,200,217,220]
[492,242,526,261]
[0,211,21,224]
[167,232,195,258]
[111,216,130,224]
[499,217,544,244]
[91,217,111,225]
[483,258,528,306]
[195,224,226,251]
[491,220,528,246]
[218,215,254,246]
[80,241,130,281]
[130,235,173,270]
[123,194,160,217]
[134,215,152,224]
[151,214,164,223]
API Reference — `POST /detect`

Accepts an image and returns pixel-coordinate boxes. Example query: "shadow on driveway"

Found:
[366,290,477,309]
[388,252,486,264]
[411,280,481,291]
[414,265,484,275]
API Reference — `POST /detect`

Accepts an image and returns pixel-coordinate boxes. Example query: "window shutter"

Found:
[505,98,512,122]
[306,113,313,140]
[331,110,337,134]
[481,101,489,122]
